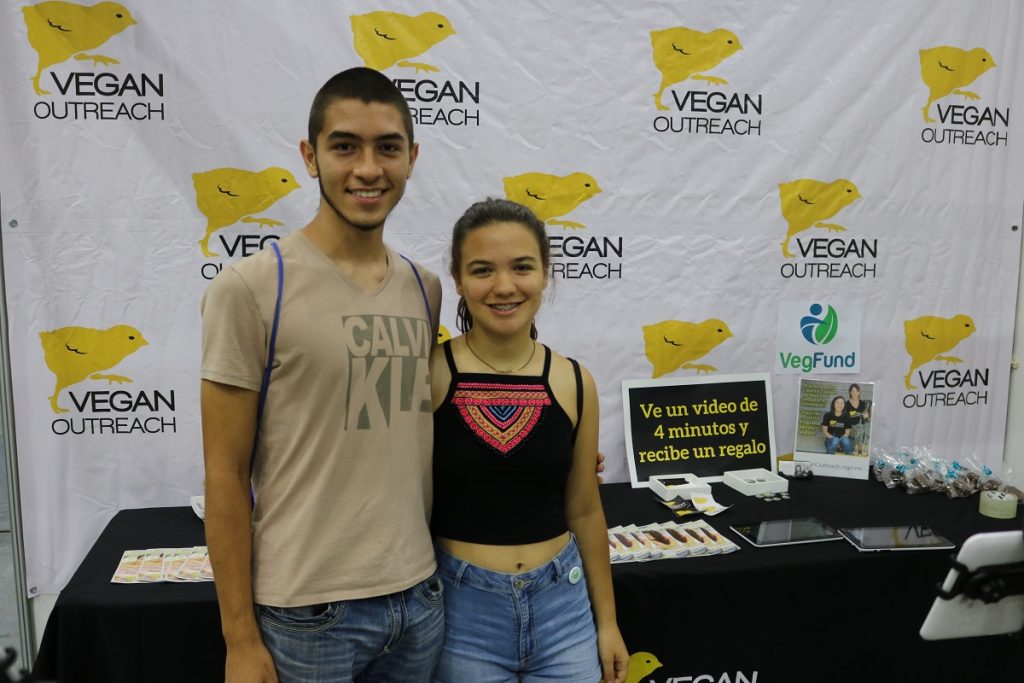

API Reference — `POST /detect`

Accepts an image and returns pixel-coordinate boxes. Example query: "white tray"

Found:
[649,473,712,501]
[722,468,788,496]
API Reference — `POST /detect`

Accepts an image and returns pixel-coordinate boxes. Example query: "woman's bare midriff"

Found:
[438,531,571,573]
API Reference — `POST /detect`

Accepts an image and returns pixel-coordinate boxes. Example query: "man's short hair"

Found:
[307,67,414,149]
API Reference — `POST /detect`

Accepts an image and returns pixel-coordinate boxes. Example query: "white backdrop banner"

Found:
[1,0,1022,594]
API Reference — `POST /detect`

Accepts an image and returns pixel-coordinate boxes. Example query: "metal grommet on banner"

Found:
[979,490,1018,519]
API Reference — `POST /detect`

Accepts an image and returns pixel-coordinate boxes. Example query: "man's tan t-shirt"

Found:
[201,231,439,606]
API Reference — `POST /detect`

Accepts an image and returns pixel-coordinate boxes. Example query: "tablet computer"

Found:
[920,530,1024,640]
[839,525,954,552]
[729,517,843,548]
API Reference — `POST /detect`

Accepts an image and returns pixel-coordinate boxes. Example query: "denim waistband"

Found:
[435,535,580,595]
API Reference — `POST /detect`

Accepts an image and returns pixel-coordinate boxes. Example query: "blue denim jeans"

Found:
[825,435,853,454]
[257,571,445,682]
[432,536,601,683]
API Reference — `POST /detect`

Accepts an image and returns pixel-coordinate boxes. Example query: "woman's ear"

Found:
[451,260,464,295]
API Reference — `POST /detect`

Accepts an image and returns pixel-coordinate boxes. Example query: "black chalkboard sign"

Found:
[621,373,776,485]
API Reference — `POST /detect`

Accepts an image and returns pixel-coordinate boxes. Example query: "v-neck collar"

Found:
[294,231,395,297]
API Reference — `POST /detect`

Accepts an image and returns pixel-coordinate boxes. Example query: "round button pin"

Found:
[568,566,582,584]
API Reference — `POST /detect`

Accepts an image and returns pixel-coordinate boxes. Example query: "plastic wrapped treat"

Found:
[942,463,974,498]
[949,458,982,495]
[977,459,1004,492]
[871,448,903,488]
[902,449,945,495]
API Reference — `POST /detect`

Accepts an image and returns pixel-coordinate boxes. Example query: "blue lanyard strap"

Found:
[250,241,284,505]
[399,253,433,323]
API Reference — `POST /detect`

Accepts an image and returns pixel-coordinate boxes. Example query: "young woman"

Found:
[820,396,853,455]
[429,199,629,682]
[845,383,871,456]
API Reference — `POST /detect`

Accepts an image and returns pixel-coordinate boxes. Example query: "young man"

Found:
[201,67,443,682]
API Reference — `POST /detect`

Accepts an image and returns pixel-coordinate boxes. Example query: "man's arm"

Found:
[201,379,278,683]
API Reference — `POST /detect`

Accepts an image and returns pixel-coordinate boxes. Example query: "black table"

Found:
[33,507,223,683]
[34,478,1023,682]
[603,476,1024,683]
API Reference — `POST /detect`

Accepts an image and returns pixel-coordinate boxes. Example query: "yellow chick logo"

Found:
[778,178,861,258]
[22,1,137,96]
[193,167,301,258]
[903,314,976,390]
[643,319,733,378]
[919,46,996,123]
[503,172,602,230]
[350,11,456,73]
[437,325,452,345]
[39,324,148,413]
[625,651,663,683]
[650,27,742,111]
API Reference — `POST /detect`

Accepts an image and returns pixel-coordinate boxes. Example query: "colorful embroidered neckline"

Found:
[451,380,552,455]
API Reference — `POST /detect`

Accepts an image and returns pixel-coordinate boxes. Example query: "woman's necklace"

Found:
[464,333,536,374]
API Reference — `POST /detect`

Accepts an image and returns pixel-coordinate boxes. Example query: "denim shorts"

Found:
[256,571,445,682]
[432,536,601,683]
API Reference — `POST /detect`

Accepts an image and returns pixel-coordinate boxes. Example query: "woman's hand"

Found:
[598,624,629,683]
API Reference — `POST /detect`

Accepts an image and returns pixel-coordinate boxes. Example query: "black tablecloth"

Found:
[33,507,223,683]
[603,476,1024,683]
[33,477,1024,682]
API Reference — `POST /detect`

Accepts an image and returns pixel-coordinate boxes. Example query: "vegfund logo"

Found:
[39,324,177,435]
[919,46,1008,147]
[503,171,622,280]
[777,177,876,280]
[902,314,988,408]
[649,26,760,136]
[801,304,838,345]
[23,1,166,121]
[776,302,862,374]
[350,11,480,127]
[193,166,301,278]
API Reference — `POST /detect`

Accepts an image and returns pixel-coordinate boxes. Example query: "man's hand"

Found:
[226,638,278,683]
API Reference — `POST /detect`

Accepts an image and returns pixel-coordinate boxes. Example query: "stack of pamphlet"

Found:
[111,546,214,583]
[609,520,739,563]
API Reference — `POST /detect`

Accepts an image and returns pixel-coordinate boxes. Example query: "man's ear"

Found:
[300,139,318,177]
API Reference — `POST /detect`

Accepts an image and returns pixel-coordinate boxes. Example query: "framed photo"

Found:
[622,373,776,486]
[794,378,874,479]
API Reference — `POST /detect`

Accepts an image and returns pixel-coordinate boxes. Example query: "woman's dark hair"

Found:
[830,396,846,414]
[848,383,861,394]
[450,198,550,339]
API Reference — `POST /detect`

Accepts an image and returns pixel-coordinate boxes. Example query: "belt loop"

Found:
[552,553,564,581]
[453,560,469,588]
